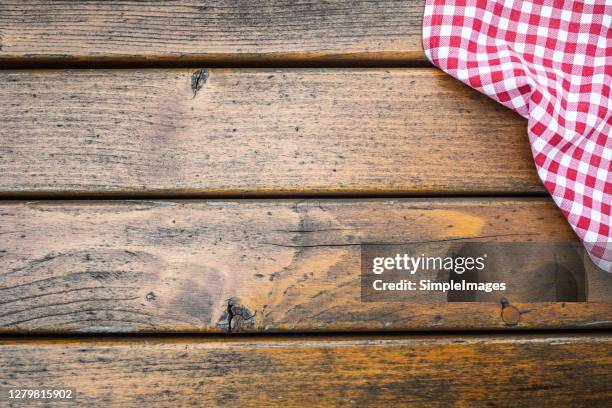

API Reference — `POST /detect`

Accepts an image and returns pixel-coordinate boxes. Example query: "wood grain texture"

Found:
[0,68,540,195]
[0,1,425,66]
[1,198,610,333]
[1,334,611,407]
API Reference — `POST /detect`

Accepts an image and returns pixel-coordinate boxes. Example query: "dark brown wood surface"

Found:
[0,68,540,196]
[2,198,610,333]
[1,333,610,407]
[0,1,426,66]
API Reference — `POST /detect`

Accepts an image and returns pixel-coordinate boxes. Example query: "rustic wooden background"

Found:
[0,1,610,406]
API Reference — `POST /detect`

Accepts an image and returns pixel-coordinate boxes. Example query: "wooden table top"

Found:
[0,2,610,406]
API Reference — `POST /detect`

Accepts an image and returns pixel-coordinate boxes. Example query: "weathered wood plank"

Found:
[1,198,610,333]
[1,334,610,407]
[0,68,540,195]
[0,1,425,66]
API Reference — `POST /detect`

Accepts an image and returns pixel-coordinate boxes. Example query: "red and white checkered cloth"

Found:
[423,0,611,272]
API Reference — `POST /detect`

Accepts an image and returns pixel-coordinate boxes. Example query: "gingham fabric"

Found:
[423,0,611,272]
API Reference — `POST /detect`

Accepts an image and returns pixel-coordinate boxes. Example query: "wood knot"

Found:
[191,69,209,98]
[500,298,520,326]
[217,298,256,333]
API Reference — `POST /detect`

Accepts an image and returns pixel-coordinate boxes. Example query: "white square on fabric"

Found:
[540,5,553,18]
[521,2,533,14]
[597,36,607,48]
[580,13,594,24]
[584,230,599,242]
[568,74,583,85]
[477,52,490,62]
[596,167,608,182]
[561,9,573,21]
[510,94,528,111]
[547,119,559,134]
[495,46,511,60]
[499,17,509,31]
[501,75,517,89]
[531,104,547,121]
[537,25,549,37]
[590,209,602,224]
[534,44,546,58]
[585,113,599,128]
[577,32,590,43]
[593,188,604,202]
[464,6,476,18]
[567,92,580,103]
[570,201,584,216]
[532,137,547,152]
[592,73,605,85]
[560,154,572,168]
[573,53,586,65]
[555,174,567,188]
[443,5,455,16]
[594,56,605,67]
[440,25,452,37]
[456,69,469,81]
[552,50,565,62]
[583,140,596,154]
[482,10,493,24]
[437,46,450,59]
[482,83,496,95]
